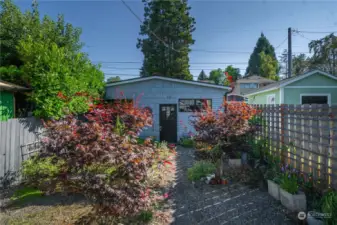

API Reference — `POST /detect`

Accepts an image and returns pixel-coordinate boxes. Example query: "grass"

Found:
[10,187,43,204]
[187,161,216,181]
[180,138,194,148]
[0,201,172,225]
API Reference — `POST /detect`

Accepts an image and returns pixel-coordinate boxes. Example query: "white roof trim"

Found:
[106,76,231,90]
[244,70,337,97]
[244,87,280,96]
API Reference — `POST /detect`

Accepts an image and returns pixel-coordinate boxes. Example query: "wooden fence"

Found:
[0,117,43,180]
[253,104,337,190]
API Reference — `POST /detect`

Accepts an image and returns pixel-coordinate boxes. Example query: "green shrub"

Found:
[321,190,337,225]
[137,210,153,223]
[187,161,216,181]
[264,165,281,184]
[181,138,194,147]
[22,156,65,185]
[137,138,145,144]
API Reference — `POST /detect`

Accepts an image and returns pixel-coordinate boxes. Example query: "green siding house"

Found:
[245,70,337,106]
[0,80,29,121]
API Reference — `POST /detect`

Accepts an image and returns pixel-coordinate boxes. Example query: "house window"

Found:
[240,83,258,89]
[267,94,276,105]
[179,99,212,112]
[301,95,329,105]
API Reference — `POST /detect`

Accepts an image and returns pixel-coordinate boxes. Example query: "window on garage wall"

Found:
[178,99,212,112]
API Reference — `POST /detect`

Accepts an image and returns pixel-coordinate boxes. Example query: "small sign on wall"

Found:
[267,94,276,105]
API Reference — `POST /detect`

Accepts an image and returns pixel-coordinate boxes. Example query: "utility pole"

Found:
[288,27,292,78]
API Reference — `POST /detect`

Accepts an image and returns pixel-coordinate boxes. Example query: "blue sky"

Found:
[15,0,337,80]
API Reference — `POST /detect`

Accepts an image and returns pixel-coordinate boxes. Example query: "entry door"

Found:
[159,104,177,143]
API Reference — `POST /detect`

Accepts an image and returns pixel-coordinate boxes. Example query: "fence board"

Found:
[0,117,43,182]
[254,104,337,190]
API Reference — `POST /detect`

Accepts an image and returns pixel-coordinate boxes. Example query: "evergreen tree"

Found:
[246,33,277,76]
[137,0,196,80]
[197,70,208,81]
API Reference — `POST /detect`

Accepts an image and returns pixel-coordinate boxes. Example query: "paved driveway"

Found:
[169,147,295,225]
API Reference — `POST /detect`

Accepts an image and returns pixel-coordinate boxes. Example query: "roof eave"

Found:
[106,76,231,90]
[244,86,279,97]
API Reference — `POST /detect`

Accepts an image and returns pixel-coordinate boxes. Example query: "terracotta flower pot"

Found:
[221,179,229,185]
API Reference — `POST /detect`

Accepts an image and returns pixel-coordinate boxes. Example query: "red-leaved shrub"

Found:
[190,101,260,146]
[37,100,156,216]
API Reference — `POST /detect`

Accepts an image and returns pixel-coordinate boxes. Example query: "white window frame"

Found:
[300,93,331,106]
[266,94,276,105]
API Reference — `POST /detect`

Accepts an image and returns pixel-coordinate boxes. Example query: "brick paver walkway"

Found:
[170,147,295,225]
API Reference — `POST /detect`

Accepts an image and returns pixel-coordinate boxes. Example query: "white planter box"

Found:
[228,159,241,168]
[267,180,280,200]
[280,188,306,212]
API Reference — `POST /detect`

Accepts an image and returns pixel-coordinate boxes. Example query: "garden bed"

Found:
[0,145,176,225]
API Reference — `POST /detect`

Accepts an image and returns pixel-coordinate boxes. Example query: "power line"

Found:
[191,49,251,54]
[120,0,180,53]
[96,61,249,64]
[103,67,246,71]
[275,36,288,49]
[295,32,313,41]
[296,30,337,34]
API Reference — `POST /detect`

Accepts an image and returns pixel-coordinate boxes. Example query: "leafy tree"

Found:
[137,0,196,80]
[309,33,337,75]
[18,36,104,119]
[0,0,83,70]
[246,33,278,76]
[292,54,310,75]
[209,68,225,85]
[278,49,288,78]
[259,52,279,81]
[107,76,121,83]
[224,65,241,81]
[279,50,310,77]
[197,70,208,81]
[0,0,104,118]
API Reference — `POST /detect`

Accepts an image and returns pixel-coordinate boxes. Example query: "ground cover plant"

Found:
[187,161,216,181]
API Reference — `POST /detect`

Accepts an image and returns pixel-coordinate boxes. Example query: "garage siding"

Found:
[105,79,227,141]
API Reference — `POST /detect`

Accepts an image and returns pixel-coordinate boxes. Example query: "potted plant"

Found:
[221,176,229,185]
[279,165,306,211]
[264,166,281,200]
[228,151,242,168]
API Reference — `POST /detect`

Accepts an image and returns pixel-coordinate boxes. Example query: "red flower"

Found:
[164,160,172,166]
[57,91,66,100]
